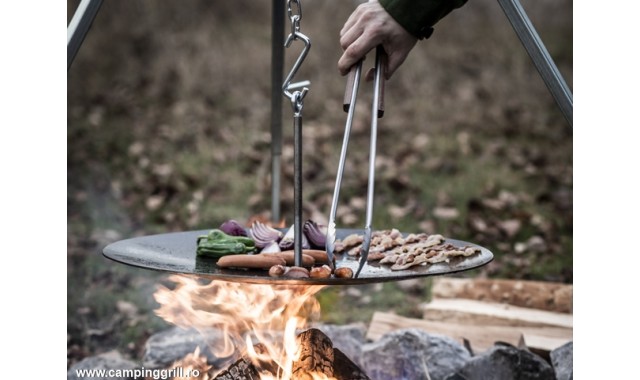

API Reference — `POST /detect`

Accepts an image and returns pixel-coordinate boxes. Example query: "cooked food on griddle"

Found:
[201,220,482,276]
[334,229,481,271]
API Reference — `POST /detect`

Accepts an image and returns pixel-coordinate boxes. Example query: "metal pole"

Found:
[293,112,303,267]
[497,0,573,127]
[67,0,104,70]
[271,0,286,223]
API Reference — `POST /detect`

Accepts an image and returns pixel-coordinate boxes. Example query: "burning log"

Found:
[332,349,370,380]
[292,328,334,378]
[212,344,277,380]
[213,328,369,380]
[213,358,261,380]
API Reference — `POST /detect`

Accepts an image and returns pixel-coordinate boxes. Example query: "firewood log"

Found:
[213,328,370,380]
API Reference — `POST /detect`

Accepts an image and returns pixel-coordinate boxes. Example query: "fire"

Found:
[168,347,211,380]
[154,275,335,379]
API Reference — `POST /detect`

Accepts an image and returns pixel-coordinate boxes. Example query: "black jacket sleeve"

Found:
[378,0,468,39]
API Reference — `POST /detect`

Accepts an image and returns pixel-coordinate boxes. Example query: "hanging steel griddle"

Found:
[102,228,493,285]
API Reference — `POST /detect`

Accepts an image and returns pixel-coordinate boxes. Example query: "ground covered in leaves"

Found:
[67,0,572,368]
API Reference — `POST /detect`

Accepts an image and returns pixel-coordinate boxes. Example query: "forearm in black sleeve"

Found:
[378,0,468,39]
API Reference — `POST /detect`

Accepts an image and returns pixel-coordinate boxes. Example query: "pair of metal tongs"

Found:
[326,45,387,278]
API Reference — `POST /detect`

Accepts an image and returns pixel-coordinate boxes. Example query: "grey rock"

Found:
[68,351,137,380]
[142,326,237,369]
[396,278,427,293]
[344,287,363,298]
[314,323,368,367]
[551,341,573,380]
[361,328,471,380]
[445,343,555,380]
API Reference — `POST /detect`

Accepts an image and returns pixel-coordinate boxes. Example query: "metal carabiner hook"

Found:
[289,88,308,116]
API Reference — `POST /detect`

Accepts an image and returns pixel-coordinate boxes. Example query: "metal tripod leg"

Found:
[67,0,104,70]
[497,0,573,127]
[270,0,285,224]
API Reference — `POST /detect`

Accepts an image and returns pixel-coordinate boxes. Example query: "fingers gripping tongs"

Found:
[326,46,386,278]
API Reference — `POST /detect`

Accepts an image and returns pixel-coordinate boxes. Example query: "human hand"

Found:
[338,0,418,80]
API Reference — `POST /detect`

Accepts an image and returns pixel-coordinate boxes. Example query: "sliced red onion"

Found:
[260,241,282,253]
[250,221,283,249]
[303,219,326,249]
[219,219,247,237]
[279,224,310,250]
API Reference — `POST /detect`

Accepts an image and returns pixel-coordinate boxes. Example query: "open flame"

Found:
[154,275,334,379]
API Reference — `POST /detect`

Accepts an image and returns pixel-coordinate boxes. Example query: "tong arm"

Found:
[327,46,387,278]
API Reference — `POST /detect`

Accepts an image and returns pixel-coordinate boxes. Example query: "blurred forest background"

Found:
[67,0,572,368]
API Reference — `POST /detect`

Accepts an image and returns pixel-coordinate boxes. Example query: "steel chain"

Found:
[286,0,302,43]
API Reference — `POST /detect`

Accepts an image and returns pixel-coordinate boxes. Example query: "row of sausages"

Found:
[215,249,353,279]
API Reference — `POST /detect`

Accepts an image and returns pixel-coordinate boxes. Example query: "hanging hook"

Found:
[282,32,311,105]
[282,0,310,111]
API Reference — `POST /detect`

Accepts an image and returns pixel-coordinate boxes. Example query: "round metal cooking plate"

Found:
[103,229,493,285]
